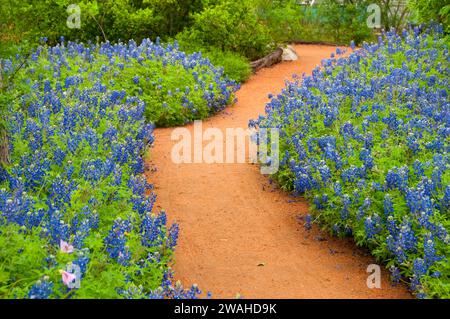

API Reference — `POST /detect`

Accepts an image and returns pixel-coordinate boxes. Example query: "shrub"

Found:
[204,50,252,83]
[176,37,252,83]
[408,0,450,32]
[0,0,205,48]
[371,0,410,31]
[319,0,375,44]
[255,0,375,46]
[177,0,273,61]
[251,26,450,298]
[255,0,305,44]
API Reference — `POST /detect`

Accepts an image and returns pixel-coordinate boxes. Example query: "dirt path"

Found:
[146,45,411,298]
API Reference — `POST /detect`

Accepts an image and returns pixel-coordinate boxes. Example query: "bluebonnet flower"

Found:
[364,214,382,239]
[48,209,70,244]
[105,218,132,266]
[28,277,53,299]
[53,148,67,166]
[410,258,428,293]
[166,281,202,299]
[73,219,92,249]
[334,181,342,197]
[332,224,341,235]
[442,186,450,210]
[118,284,146,299]
[357,197,371,220]
[431,271,441,278]
[389,266,401,285]
[423,233,442,267]
[318,163,331,183]
[167,223,179,249]
[305,214,312,231]
[341,194,351,220]
[148,287,165,299]
[73,254,90,278]
[412,160,424,178]
[385,166,409,192]
[359,148,373,169]
[383,194,394,215]
[140,212,166,247]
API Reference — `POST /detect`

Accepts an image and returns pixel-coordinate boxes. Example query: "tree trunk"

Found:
[0,127,9,165]
[0,63,10,165]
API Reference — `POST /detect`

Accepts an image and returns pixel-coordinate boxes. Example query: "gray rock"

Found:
[282,45,298,61]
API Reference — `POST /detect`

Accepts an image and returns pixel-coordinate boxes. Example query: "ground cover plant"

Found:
[251,26,450,298]
[1,0,449,301]
[0,39,230,298]
[408,0,450,32]
[3,38,237,127]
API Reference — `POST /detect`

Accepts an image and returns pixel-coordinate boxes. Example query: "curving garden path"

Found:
[145,45,411,298]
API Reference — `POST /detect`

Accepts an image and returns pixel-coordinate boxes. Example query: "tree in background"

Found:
[0,63,9,166]
[319,0,374,44]
[0,0,205,49]
[255,0,375,45]
[0,69,4,165]
[177,0,272,61]
[372,0,410,31]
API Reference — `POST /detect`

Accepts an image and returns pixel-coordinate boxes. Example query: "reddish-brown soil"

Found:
[145,45,411,298]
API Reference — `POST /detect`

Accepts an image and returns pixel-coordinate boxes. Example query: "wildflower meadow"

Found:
[0,0,449,305]
[252,26,449,298]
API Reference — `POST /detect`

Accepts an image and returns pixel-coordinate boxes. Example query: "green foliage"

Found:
[0,0,205,48]
[6,41,236,127]
[0,0,253,83]
[1,0,73,47]
[176,37,252,83]
[254,0,376,46]
[1,63,10,165]
[371,0,410,31]
[0,224,49,298]
[204,50,252,83]
[255,0,304,44]
[0,48,177,297]
[177,0,273,61]
[319,0,375,44]
[408,0,450,31]
[255,29,450,298]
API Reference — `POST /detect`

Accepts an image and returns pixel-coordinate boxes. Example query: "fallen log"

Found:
[250,47,283,73]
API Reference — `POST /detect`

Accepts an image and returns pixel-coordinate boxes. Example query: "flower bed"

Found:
[251,26,449,298]
[0,40,229,298]
[4,38,237,127]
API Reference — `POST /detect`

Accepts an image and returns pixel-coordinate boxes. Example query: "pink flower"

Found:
[60,270,77,287]
[60,240,74,253]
